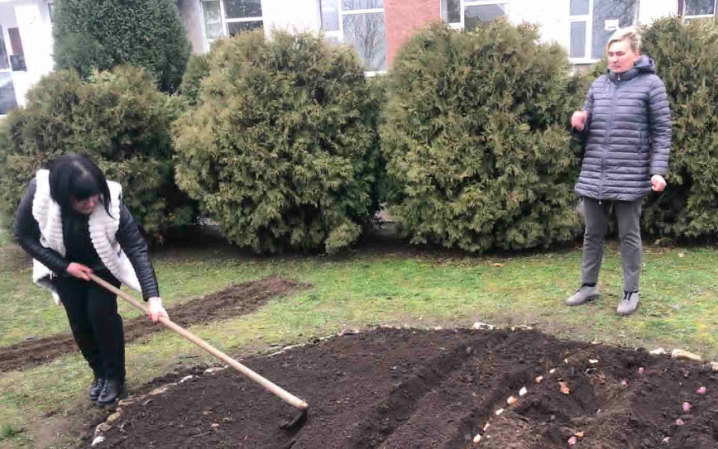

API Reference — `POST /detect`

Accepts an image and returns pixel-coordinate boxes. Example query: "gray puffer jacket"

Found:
[575,55,672,201]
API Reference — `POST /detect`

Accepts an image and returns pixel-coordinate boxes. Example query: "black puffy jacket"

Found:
[575,55,672,201]
[13,178,160,300]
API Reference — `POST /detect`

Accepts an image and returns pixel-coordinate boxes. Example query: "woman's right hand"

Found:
[571,111,589,131]
[66,263,93,281]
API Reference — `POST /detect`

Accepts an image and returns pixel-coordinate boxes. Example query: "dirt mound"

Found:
[0,277,305,372]
[91,328,718,449]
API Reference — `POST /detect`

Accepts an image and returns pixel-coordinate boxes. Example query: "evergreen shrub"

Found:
[173,30,383,253]
[0,67,196,241]
[180,54,211,107]
[641,17,718,239]
[382,21,585,252]
[53,0,191,92]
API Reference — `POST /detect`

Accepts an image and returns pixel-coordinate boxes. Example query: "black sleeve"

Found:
[13,178,70,275]
[116,203,160,300]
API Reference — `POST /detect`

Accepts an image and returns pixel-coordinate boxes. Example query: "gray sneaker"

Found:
[617,291,640,316]
[565,285,600,306]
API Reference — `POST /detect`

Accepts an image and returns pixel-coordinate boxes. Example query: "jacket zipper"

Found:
[600,76,620,203]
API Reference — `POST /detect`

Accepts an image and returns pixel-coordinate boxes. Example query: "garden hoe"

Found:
[88,273,309,430]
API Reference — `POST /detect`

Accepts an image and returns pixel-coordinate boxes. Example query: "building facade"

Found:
[0,0,712,115]
[0,0,54,114]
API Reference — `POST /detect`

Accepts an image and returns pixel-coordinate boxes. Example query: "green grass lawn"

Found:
[1,238,717,448]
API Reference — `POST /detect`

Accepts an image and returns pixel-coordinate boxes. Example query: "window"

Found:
[320,0,387,72]
[570,0,638,63]
[0,72,17,114]
[0,29,8,71]
[0,26,18,115]
[8,28,26,72]
[683,0,716,20]
[440,0,508,30]
[201,0,264,50]
[570,0,591,60]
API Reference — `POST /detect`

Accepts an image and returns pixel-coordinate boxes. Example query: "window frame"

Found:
[200,0,264,52]
[0,26,10,72]
[0,25,18,116]
[569,0,640,64]
[682,0,717,21]
[569,0,596,64]
[321,1,387,75]
[442,0,510,30]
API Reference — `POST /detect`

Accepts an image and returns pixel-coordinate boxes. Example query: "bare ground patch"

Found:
[91,327,718,449]
[0,277,307,373]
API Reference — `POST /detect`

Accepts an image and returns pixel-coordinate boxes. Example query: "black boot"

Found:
[89,377,106,401]
[97,379,124,406]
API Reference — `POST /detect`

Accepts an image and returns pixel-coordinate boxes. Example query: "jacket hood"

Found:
[634,55,656,73]
[608,55,655,81]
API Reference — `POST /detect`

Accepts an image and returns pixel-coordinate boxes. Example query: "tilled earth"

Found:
[91,327,718,449]
[0,277,305,372]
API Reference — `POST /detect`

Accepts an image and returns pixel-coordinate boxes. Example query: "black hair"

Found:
[49,153,113,217]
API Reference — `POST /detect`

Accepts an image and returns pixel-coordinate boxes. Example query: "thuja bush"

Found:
[382,21,585,252]
[0,67,196,240]
[640,17,718,240]
[180,53,211,107]
[53,0,191,92]
[173,30,383,253]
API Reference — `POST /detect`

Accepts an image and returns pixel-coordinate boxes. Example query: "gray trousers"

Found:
[581,197,642,292]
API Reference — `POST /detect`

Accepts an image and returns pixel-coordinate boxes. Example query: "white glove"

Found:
[147,297,169,323]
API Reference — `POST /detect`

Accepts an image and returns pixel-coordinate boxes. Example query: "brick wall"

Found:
[384,0,440,68]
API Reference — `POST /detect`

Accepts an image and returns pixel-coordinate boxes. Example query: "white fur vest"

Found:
[32,169,142,305]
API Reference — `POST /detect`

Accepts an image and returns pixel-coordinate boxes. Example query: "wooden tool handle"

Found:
[88,274,308,410]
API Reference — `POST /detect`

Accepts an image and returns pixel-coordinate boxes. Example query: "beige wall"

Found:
[509,0,680,61]
[638,0,679,25]
[0,0,54,109]
[509,0,571,48]
[263,0,321,34]
[177,0,206,54]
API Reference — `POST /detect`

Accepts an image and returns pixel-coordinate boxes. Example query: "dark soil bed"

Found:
[92,327,718,449]
[0,277,304,372]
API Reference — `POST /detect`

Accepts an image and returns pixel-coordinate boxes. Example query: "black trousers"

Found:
[55,271,125,382]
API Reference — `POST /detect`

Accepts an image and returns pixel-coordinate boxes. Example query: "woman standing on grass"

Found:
[13,153,169,405]
[566,27,672,316]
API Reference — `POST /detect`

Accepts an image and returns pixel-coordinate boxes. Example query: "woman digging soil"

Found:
[13,153,169,406]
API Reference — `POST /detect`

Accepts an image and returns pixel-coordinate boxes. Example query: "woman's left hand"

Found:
[147,297,169,323]
[651,175,667,192]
